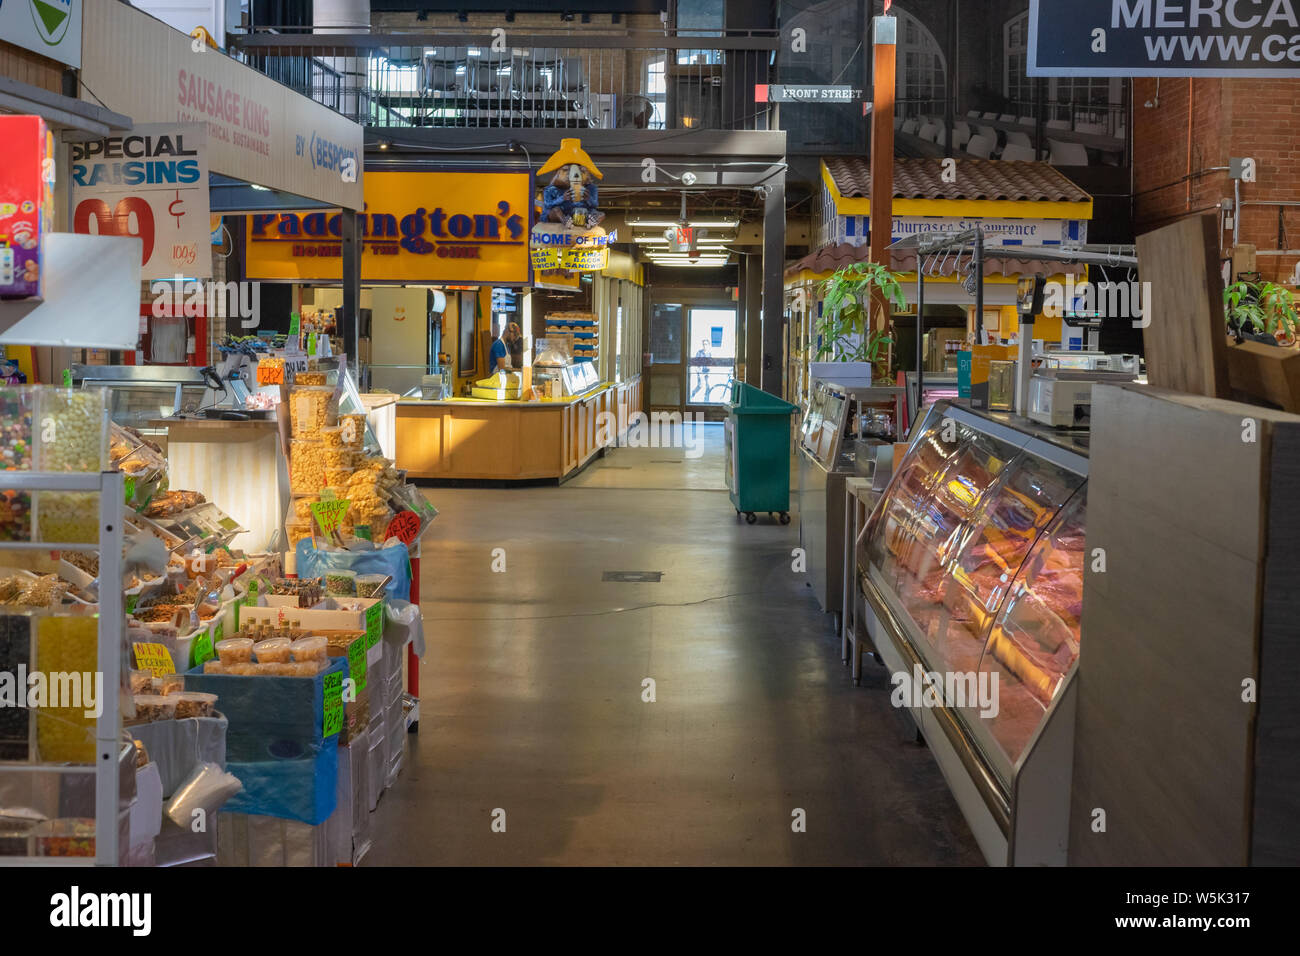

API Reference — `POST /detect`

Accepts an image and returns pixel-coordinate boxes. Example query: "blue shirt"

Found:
[488,338,508,374]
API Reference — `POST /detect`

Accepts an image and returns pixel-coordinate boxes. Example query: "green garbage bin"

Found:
[725,380,799,525]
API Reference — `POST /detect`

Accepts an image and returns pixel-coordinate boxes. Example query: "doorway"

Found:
[646,293,738,419]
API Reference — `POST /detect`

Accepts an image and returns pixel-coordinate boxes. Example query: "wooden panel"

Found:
[1225,340,1300,412]
[1070,384,1271,865]
[448,408,518,476]
[519,408,564,476]
[1252,422,1300,864]
[1137,213,1231,400]
[0,39,64,95]
[394,406,447,477]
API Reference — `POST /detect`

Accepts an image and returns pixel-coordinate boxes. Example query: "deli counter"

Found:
[857,401,1087,866]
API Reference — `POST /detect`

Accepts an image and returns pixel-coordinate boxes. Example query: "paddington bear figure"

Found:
[537,138,606,229]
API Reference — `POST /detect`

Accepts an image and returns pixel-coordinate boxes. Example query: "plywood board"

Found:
[1137,213,1231,400]
[1070,384,1267,865]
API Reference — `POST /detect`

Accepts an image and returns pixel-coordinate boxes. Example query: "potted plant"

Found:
[816,262,907,383]
[1225,277,1299,346]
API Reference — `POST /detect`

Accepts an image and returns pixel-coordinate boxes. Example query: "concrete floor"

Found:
[366,424,983,865]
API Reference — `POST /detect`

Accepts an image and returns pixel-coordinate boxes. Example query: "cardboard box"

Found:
[0,116,54,299]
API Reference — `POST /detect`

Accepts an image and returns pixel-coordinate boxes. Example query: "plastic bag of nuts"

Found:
[290,439,327,494]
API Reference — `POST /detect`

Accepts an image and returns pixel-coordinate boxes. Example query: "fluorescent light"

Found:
[251,184,270,191]
[628,219,741,229]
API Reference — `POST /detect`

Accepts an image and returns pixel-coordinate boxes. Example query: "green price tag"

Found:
[192,631,214,668]
[307,332,318,356]
[124,476,135,504]
[288,313,301,337]
[355,525,372,541]
[322,671,343,738]
[347,637,367,694]
[126,595,138,614]
[365,601,383,649]
[61,369,72,387]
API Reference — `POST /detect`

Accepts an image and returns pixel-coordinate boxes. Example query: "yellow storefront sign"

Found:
[246,171,532,284]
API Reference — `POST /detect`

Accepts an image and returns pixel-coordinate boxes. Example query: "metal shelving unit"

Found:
[0,470,124,866]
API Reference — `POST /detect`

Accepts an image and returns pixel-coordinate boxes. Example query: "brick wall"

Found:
[1135,76,1300,285]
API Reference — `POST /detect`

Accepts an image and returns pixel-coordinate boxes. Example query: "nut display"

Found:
[295,372,328,386]
[356,574,387,598]
[172,691,217,719]
[324,570,357,596]
[151,673,185,696]
[37,389,107,473]
[129,670,152,694]
[215,637,254,664]
[132,694,178,722]
[0,387,33,470]
[285,520,315,548]
[253,637,292,663]
[290,636,327,661]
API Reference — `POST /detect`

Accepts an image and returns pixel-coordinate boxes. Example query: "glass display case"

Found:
[857,400,1088,866]
[70,365,208,433]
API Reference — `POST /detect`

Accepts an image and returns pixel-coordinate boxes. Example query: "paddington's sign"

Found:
[1029,0,1300,76]
[245,170,532,284]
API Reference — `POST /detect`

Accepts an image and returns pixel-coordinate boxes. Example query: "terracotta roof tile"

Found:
[824,156,1091,204]
[785,242,1084,280]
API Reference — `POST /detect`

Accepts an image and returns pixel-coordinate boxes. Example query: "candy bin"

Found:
[34,616,98,763]
[0,386,34,470]
[34,387,108,544]
[0,612,33,759]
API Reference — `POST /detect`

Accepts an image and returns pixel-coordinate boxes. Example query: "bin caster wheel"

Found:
[745,512,758,524]
[779,512,791,525]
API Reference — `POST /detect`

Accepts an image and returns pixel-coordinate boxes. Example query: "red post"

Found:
[870,13,898,332]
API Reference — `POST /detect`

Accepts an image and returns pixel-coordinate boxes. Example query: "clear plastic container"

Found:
[36,490,100,544]
[289,386,337,439]
[355,573,387,598]
[285,519,315,548]
[133,694,179,722]
[324,570,357,596]
[290,439,327,494]
[339,413,366,450]
[0,386,34,471]
[286,660,326,676]
[320,425,345,449]
[128,670,152,694]
[253,637,292,663]
[202,660,226,674]
[35,387,109,473]
[172,691,218,719]
[151,673,185,696]
[215,637,254,664]
[290,635,328,662]
[0,488,32,542]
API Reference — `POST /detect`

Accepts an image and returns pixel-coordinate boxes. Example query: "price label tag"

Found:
[347,637,367,694]
[322,670,343,738]
[126,594,138,615]
[310,498,350,537]
[124,476,135,504]
[307,331,318,356]
[133,642,176,677]
[365,601,383,649]
[288,313,301,337]
[384,510,420,545]
[192,631,214,667]
[62,369,72,387]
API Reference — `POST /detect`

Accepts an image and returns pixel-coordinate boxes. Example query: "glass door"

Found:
[686,307,737,409]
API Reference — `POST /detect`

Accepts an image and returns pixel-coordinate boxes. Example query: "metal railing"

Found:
[227,30,778,131]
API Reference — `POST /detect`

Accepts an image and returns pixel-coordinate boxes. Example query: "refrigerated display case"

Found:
[70,365,208,435]
[856,401,1088,866]
[798,381,905,619]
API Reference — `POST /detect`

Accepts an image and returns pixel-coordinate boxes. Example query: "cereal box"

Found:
[0,116,55,299]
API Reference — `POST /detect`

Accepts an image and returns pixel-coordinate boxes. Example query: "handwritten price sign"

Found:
[311,498,350,537]
[385,510,420,545]
[133,642,177,677]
